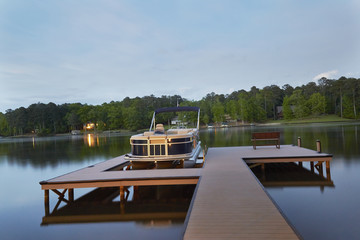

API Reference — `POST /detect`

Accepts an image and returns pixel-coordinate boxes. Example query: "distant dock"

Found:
[40,144,332,239]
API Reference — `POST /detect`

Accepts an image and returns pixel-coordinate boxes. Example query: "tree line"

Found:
[0,76,359,136]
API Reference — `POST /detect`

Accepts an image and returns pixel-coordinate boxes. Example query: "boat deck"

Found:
[41,145,332,239]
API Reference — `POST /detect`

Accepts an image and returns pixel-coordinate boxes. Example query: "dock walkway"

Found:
[183,146,300,239]
[41,145,332,239]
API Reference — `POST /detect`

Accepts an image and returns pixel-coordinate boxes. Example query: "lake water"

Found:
[0,122,359,239]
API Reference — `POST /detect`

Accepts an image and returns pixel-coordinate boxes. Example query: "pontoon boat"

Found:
[125,107,202,166]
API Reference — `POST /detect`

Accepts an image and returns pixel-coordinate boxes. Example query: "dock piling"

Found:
[44,190,49,216]
[297,137,303,166]
[316,140,322,153]
[68,188,74,202]
[310,161,315,173]
[315,161,324,177]
[133,186,139,201]
[261,163,266,180]
[326,161,331,181]
[120,186,125,202]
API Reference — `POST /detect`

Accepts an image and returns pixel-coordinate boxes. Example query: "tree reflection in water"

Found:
[0,133,131,168]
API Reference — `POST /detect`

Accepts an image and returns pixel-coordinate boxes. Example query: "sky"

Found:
[1,0,360,112]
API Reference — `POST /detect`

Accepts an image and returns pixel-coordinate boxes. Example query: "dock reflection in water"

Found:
[41,185,195,226]
[250,162,334,189]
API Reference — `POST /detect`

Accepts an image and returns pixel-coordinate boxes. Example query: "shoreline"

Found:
[1,117,359,139]
[0,129,136,139]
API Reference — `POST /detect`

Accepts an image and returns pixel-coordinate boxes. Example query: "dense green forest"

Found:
[0,76,359,136]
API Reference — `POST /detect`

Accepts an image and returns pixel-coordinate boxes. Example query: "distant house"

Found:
[224,114,232,122]
[84,122,95,131]
[71,130,81,135]
[221,122,229,128]
[171,116,181,125]
[171,116,190,127]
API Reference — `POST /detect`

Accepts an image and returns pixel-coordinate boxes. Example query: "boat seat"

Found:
[177,129,192,134]
[144,131,154,136]
[155,124,165,134]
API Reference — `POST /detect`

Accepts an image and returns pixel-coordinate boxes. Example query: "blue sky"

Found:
[1,0,359,112]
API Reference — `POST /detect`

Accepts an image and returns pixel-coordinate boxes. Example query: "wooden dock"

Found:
[40,155,200,189]
[40,144,332,239]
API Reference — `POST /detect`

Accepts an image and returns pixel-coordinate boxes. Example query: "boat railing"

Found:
[131,135,196,157]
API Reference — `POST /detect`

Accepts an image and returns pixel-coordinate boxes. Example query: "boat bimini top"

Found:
[149,106,200,132]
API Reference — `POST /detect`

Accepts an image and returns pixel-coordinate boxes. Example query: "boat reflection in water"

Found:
[41,184,195,226]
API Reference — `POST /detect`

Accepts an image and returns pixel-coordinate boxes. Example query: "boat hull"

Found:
[125,141,202,162]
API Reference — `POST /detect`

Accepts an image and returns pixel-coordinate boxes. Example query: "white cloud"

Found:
[313,70,338,80]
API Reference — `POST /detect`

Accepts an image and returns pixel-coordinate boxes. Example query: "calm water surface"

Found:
[0,122,359,239]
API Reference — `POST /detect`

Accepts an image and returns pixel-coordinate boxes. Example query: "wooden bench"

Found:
[251,132,280,149]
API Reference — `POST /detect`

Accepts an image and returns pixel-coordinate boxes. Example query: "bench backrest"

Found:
[252,132,280,139]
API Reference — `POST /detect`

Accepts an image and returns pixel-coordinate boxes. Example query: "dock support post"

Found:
[310,161,314,173]
[44,190,50,216]
[133,186,139,201]
[297,137,303,166]
[68,188,74,202]
[326,161,331,181]
[316,140,321,153]
[120,186,125,214]
[261,163,266,180]
[120,186,125,202]
[315,161,324,177]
